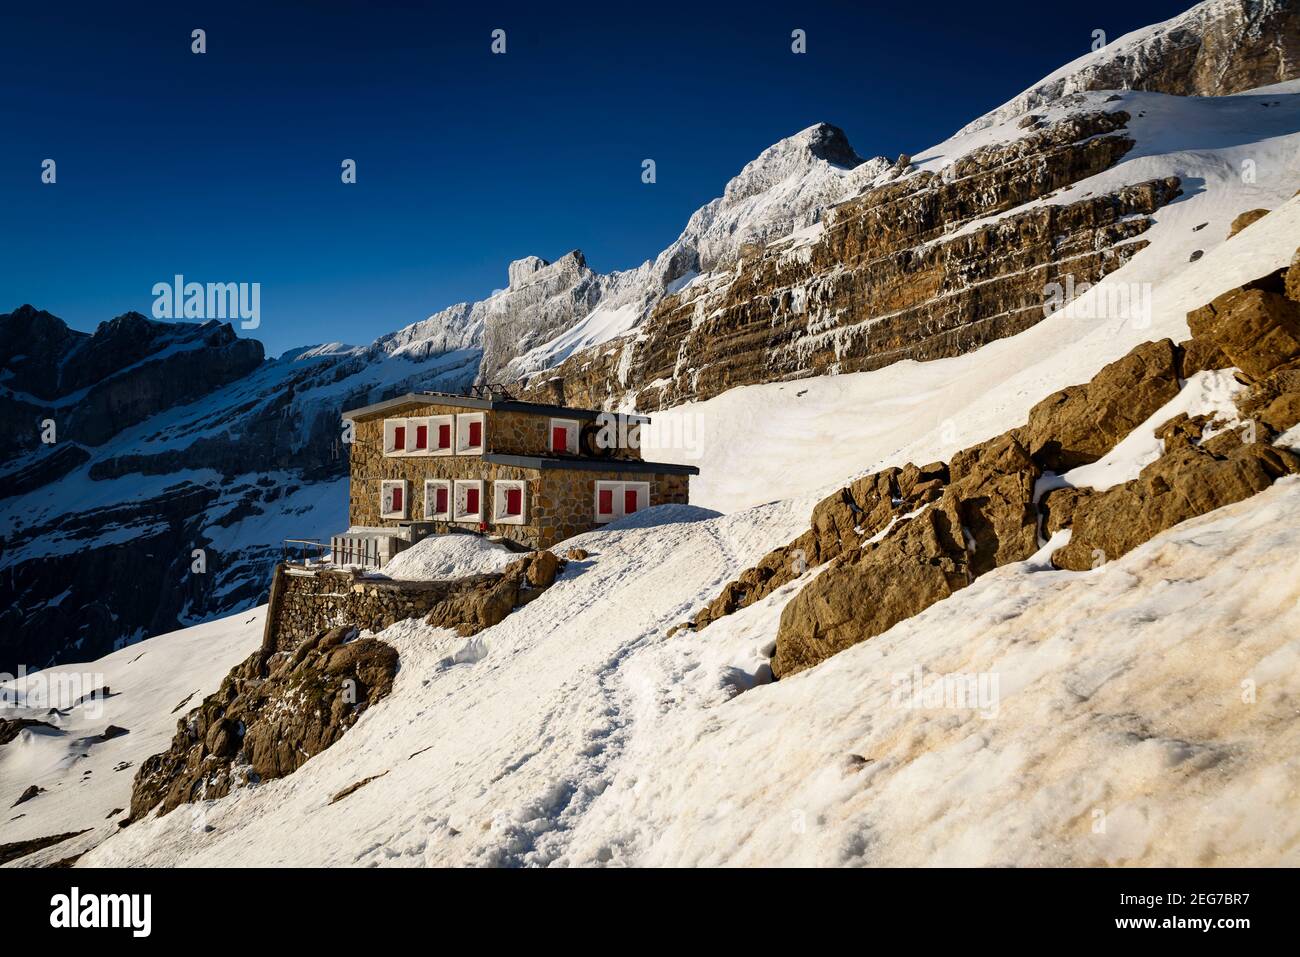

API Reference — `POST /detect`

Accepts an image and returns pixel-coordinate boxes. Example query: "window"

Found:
[453,479,484,522]
[406,417,430,454]
[380,480,409,519]
[430,414,454,455]
[549,418,580,455]
[593,481,649,523]
[456,412,486,454]
[492,480,527,525]
[424,479,451,520]
[383,418,408,456]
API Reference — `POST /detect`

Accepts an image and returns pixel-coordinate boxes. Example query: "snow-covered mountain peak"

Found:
[959,0,1300,134]
[719,122,866,205]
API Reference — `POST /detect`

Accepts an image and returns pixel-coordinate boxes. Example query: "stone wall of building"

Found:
[264,564,488,652]
[536,468,691,546]
[348,405,689,549]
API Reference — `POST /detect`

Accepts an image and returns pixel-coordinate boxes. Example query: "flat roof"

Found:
[485,453,699,476]
[341,391,651,424]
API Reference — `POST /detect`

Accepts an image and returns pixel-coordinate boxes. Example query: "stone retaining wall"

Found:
[263,564,498,653]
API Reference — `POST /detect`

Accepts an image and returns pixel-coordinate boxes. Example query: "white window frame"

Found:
[549,418,580,455]
[593,480,649,523]
[405,416,431,455]
[383,418,409,457]
[456,412,486,455]
[424,479,451,520]
[492,479,528,525]
[380,479,409,519]
[429,414,455,456]
[453,479,485,522]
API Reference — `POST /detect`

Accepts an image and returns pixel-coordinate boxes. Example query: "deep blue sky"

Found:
[2,0,1192,356]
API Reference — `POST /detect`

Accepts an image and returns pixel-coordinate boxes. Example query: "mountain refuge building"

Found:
[333,391,699,566]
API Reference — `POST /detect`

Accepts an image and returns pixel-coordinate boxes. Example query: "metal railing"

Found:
[281,539,331,567]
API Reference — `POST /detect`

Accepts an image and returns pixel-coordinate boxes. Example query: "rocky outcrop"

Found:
[1022,339,1182,471]
[1186,284,1300,380]
[0,718,59,746]
[131,549,563,820]
[1053,441,1299,570]
[128,625,399,820]
[1228,208,1271,238]
[521,112,1181,411]
[425,550,562,635]
[0,831,90,867]
[772,433,1041,677]
[684,253,1300,677]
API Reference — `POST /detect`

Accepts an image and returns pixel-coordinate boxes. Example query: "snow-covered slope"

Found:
[4,188,1298,866]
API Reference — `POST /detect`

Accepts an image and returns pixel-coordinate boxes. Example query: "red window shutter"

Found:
[506,487,522,515]
[436,487,448,514]
[469,421,482,447]
[415,425,428,449]
[391,486,403,512]
[467,487,480,514]
[552,426,568,453]
[624,488,638,514]
[393,426,405,449]
[598,489,613,515]
[438,423,452,449]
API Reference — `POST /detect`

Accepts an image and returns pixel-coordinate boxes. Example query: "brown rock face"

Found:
[1286,246,1300,303]
[1228,208,1270,238]
[773,509,971,678]
[771,432,1039,678]
[1237,361,1300,434]
[426,550,564,635]
[1177,336,1231,378]
[1022,339,1181,472]
[1052,443,1300,571]
[1187,287,1300,380]
[128,625,399,821]
[518,113,1181,412]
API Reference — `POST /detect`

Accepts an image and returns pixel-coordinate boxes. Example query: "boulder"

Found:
[525,550,561,588]
[11,785,42,807]
[772,508,970,678]
[1052,442,1300,571]
[1227,208,1269,239]
[1023,339,1181,471]
[1176,337,1230,378]
[1235,359,1300,434]
[1287,246,1300,304]
[1040,486,1092,536]
[941,431,1041,575]
[1186,287,1300,380]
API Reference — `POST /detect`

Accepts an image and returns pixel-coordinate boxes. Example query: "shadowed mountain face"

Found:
[3,0,1297,671]
[0,308,480,673]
